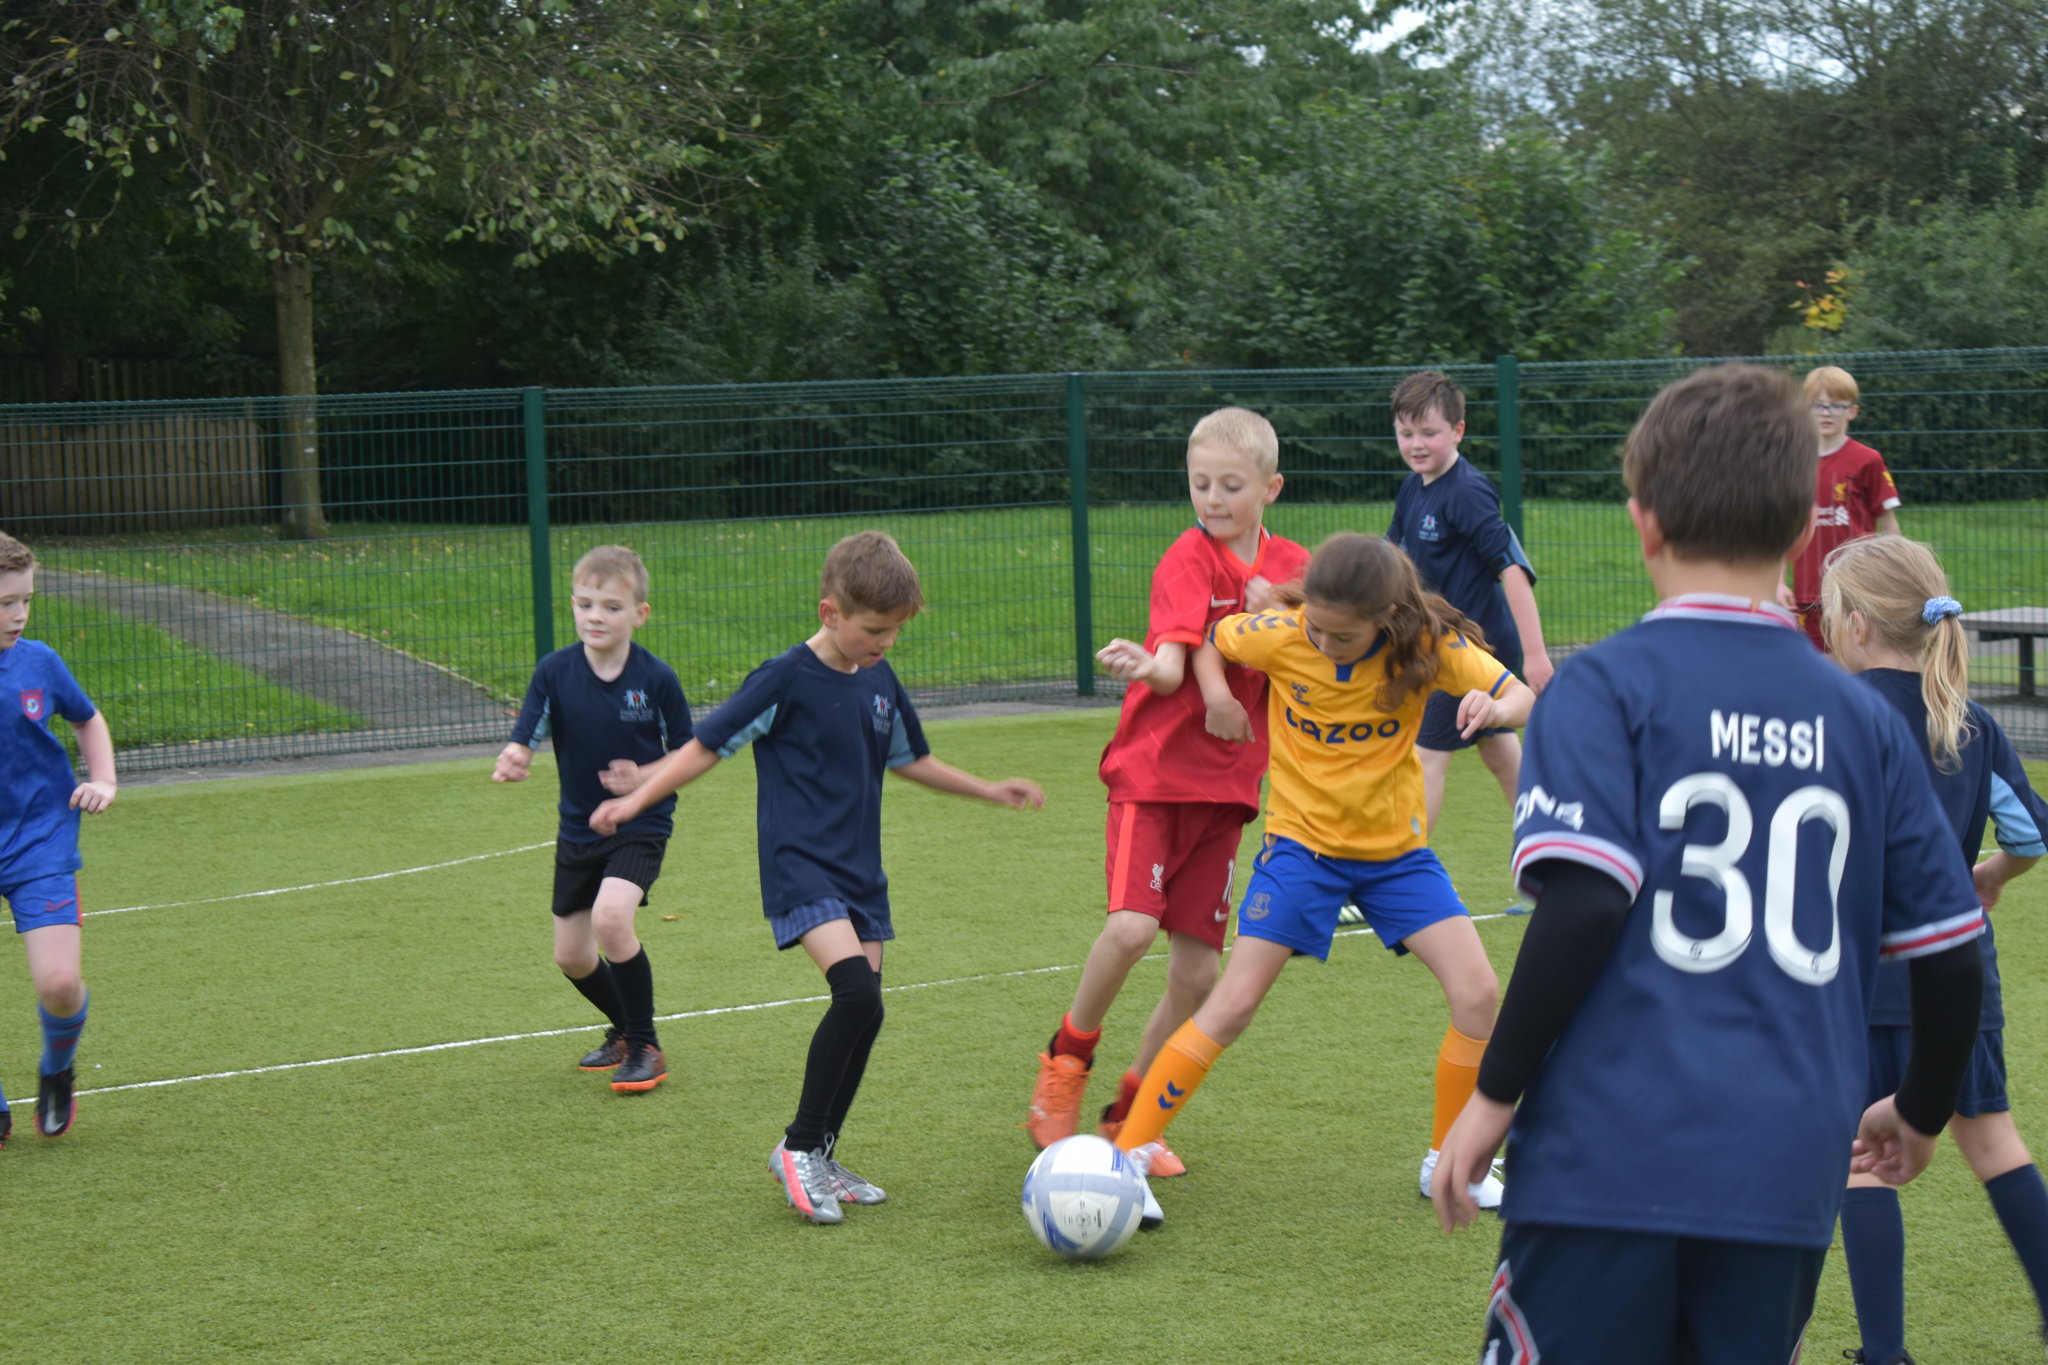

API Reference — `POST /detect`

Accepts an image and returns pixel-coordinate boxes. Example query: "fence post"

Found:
[1066,374,1094,697]
[522,386,554,662]
[1494,353,1524,541]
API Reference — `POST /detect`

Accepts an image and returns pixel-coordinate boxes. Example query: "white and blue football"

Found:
[1021,1134,1146,1260]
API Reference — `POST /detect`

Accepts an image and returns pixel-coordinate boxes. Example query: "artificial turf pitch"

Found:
[3,709,2044,1361]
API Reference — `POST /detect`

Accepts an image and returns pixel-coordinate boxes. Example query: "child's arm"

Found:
[492,742,535,783]
[1192,640,1253,744]
[889,756,1045,810]
[1499,567,1554,693]
[1095,639,1188,695]
[68,711,117,814]
[1455,676,1535,740]
[1975,853,2041,911]
[590,738,721,834]
[1876,509,1902,536]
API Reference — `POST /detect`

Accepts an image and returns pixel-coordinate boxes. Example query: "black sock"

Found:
[565,959,625,1031]
[1986,1164,2048,1325]
[825,973,885,1142]
[786,956,882,1153]
[610,948,658,1048]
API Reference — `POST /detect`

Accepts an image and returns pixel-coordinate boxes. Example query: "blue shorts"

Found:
[769,897,894,951]
[1236,838,1466,961]
[1,872,82,933]
[1867,1024,2009,1117]
[1484,1222,1826,1364]
[1418,687,1520,753]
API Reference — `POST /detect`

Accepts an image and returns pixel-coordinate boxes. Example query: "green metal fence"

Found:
[2,348,2043,770]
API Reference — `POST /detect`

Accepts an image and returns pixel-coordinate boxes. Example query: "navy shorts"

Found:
[1237,837,1466,961]
[1483,1222,1825,1364]
[1866,1024,2009,1117]
[1,871,82,933]
[551,833,666,918]
[769,896,894,951]
[1419,640,1523,752]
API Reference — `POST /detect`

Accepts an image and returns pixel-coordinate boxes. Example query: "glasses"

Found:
[1812,401,1855,415]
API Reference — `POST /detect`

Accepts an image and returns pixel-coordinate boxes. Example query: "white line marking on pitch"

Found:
[7,912,1521,1108]
[88,842,557,917]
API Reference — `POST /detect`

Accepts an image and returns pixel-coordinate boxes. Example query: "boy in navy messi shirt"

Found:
[1431,365,1988,1364]
[1385,370,1552,838]
[494,545,691,1094]
[0,530,117,1146]
[591,531,1044,1225]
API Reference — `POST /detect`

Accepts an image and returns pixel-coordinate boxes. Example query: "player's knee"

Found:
[35,970,84,1015]
[555,947,599,976]
[1447,963,1500,1023]
[1098,910,1159,962]
[829,955,885,1024]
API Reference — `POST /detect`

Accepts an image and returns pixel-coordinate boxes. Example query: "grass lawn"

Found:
[30,498,2048,750]
[3,712,2044,1360]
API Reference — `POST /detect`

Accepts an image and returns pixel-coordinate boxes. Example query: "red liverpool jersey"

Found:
[1793,437,1901,608]
[1098,526,1311,808]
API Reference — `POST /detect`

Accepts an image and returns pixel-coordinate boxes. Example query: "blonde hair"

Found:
[1297,533,1488,712]
[821,530,925,616]
[1622,364,1814,564]
[1187,407,1280,480]
[573,545,650,603]
[1802,365,1860,404]
[1820,536,1972,772]
[0,531,34,575]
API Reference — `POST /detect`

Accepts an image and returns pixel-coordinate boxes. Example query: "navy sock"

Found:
[1840,1185,1907,1360]
[1986,1164,2048,1328]
[609,948,659,1048]
[39,994,87,1077]
[565,960,625,1031]
[787,956,882,1154]
[824,973,885,1141]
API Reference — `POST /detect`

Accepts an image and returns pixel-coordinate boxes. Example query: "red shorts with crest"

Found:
[1103,801,1254,951]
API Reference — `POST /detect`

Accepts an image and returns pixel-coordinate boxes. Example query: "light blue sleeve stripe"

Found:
[715,704,778,759]
[1990,771,2047,857]
[531,699,553,743]
[885,711,917,768]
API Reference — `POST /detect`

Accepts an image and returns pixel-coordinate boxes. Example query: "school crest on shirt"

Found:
[1417,513,1443,543]
[617,688,653,722]
[870,693,894,734]
[19,688,45,721]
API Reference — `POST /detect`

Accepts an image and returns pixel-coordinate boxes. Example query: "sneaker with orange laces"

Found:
[1026,1053,1089,1148]
[1098,1115,1186,1176]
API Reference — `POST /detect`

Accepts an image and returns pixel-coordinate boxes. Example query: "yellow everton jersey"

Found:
[1212,611,1513,861]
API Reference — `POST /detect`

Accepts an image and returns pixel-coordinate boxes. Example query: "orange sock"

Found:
[1431,1024,1489,1149]
[1112,1021,1224,1152]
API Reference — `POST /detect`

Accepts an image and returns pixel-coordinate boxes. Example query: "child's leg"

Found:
[1839,1174,1908,1361]
[592,877,658,1048]
[1417,745,1453,836]
[824,942,887,1143]
[22,924,85,1137]
[1066,911,1164,1044]
[1111,935,1294,1155]
[1104,932,1223,1124]
[787,920,883,1154]
[553,910,626,1038]
[1398,914,1499,1148]
[1953,1111,2048,1327]
[1474,731,1523,808]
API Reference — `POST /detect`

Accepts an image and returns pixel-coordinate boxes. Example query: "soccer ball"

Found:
[1021,1134,1146,1260]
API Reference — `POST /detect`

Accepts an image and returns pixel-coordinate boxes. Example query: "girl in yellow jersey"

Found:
[1108,533,1535,1221]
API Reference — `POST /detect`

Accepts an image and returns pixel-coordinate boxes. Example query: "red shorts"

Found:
[1104,801,1255,951]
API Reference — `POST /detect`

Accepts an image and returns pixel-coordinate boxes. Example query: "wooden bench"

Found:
[1962,607,2048,698]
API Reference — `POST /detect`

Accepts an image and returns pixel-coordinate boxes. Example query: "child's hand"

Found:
[1206,697,1254,744]
[1522,650,1555,695]
[1095,638,1158,684]
[1244,575,1279,613]
[599,759,646,795]
[1851,1095,1939,1187]
[492,744,532,783]
[1456,689,1504,739]
[589,798,632,837]
[69,780,116,814]
[1775,581,1797,610]
[990,778,1046,810]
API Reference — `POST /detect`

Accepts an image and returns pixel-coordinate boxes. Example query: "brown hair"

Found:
[0,531,35,575]
[1622,364,1814,564]
[1301,533,1488,711]
[1187,406,1280,480]
[1390,371,1466,428]
[1820,536,1973,772]
[821,530,925,616]
[1802,365,1861,405]
[573,545,650,603]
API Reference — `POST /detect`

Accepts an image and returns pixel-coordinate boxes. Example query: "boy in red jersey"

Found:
[1025,407,1310,1183]
[1785,365,1901,650]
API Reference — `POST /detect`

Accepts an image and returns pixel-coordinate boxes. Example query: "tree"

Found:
[1,0,761,536]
